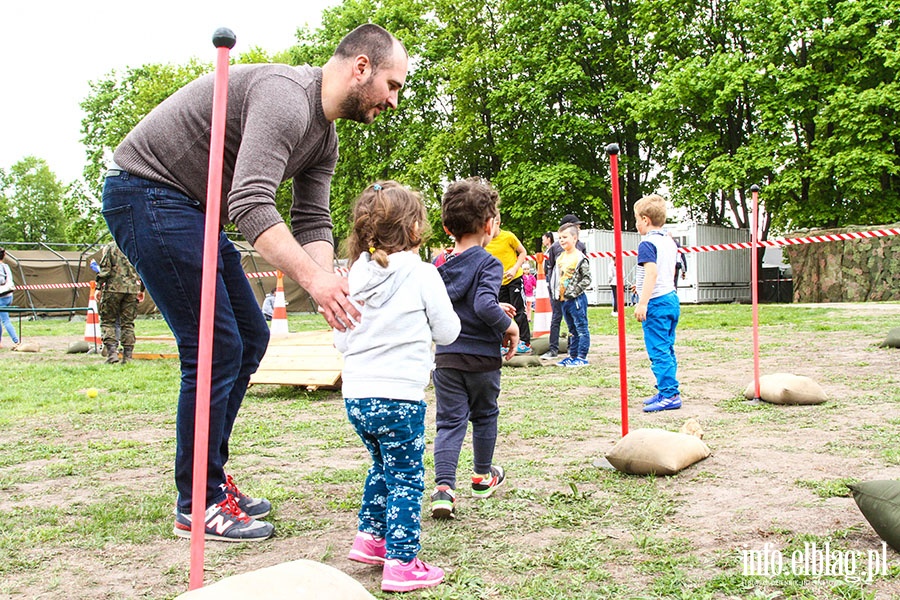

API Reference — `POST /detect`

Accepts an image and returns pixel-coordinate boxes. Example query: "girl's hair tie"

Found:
[373,184,382,191]
[369,247,376,254]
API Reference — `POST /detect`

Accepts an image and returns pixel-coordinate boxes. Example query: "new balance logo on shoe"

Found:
[207,514,235,536]
[173,494,273,542]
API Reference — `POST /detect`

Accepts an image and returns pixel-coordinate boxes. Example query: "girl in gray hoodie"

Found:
[334,181,460,593]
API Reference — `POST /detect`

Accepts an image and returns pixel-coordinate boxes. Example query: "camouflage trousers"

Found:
[99,292,139,348]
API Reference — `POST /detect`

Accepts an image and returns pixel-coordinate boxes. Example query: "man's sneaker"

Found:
[348,531,386,565]
[643,394,682,413]
[224,474,271,518]
[611,311,618,316]
[430,486,456,519]
[643,393,662,406]
[540,350,558,359]
[472,465,505,499]
[564,357,589,367]
[515,341,532,354]
[555,356,575,367]
[381,557,444,592]
[173,495,274,542]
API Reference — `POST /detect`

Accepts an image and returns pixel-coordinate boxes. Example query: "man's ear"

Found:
[352,55,371,80]
[443,225,453,237]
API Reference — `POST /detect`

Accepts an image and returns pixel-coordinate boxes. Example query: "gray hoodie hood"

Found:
[348,251,419,309]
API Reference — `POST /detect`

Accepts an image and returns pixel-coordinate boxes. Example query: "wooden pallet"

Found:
[249,330,343,391]
[133,335,178,360]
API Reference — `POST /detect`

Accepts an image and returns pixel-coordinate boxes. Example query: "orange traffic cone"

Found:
[270,271,289,336]
[532,253,552,338]
[84,281,102,352]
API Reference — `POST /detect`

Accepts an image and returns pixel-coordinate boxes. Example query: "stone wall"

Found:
[783,224,900,303]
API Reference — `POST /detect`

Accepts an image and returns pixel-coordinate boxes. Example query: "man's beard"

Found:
[339,80,384,124]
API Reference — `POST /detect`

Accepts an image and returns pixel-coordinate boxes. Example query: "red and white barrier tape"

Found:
[13,227,896,290]
[533,226,900,261]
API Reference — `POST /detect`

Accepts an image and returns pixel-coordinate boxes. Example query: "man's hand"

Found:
[307,272,361,332]
[253,225,361,332]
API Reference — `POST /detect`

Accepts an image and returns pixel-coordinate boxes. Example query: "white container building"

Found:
[580,224,751,305]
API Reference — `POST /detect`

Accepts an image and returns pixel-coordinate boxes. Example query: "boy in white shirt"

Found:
[634,194,682,412]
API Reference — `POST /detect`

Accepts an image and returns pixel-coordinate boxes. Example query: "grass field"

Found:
[1,302,899,599]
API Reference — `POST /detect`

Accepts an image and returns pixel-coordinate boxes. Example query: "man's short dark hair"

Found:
[441,177,498,238]
[334,23,406,71]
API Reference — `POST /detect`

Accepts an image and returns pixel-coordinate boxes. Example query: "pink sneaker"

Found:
[381,557,444,592]
[347,532,386,565]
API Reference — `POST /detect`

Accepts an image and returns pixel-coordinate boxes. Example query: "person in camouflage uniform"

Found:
[96,241,144,363]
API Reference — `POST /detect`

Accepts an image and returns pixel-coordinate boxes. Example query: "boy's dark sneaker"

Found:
[643,394,682,413]
[472,465,505,499]
[348,531,386,565]
[224,474,271,518]
[430,485,456,519]
[173,494,274,542]
[381,557,444,592]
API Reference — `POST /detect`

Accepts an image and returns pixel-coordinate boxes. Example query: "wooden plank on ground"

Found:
[249,330,343,390]
[132,352,180,360]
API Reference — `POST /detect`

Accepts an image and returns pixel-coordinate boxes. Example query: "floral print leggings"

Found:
[345,397,426,562]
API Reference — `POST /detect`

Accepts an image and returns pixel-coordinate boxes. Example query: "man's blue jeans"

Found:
[561,293,590,359]
[345,397,426,562]
[102,171,269,512]
[641,291,680,398]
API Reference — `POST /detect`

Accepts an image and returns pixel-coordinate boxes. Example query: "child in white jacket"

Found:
[334,181,460,593]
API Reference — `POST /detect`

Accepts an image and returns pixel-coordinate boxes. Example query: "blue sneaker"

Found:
[565,357,589,367]
[556,356,575,367]
[515,341,532,355]
[643,394,682,413]
[643,393,662,406]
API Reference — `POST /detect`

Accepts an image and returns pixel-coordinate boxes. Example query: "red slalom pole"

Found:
[189,27,236,591]
[607,143,628,437]
[750,184,761,402]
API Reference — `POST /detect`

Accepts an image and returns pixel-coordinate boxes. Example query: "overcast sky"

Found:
[0,1,339,183]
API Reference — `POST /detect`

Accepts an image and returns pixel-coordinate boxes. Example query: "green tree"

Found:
[0,157,67,242]
[80,61,211,198]
[753,0,900,230]
[62,180,105,243]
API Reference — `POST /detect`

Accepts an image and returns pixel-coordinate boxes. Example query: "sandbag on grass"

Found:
[850,480,900,552]
[527,336,568,356]
[605,428,711,476]
[504,355,542,368]
[743,373,827,405]
[66,341,91,354]
[878,328,900,349]
[175,559,375,600]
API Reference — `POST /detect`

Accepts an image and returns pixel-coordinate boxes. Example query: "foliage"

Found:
[32,0,899,252]
[0,157,67,243]
[79,60,211,199]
